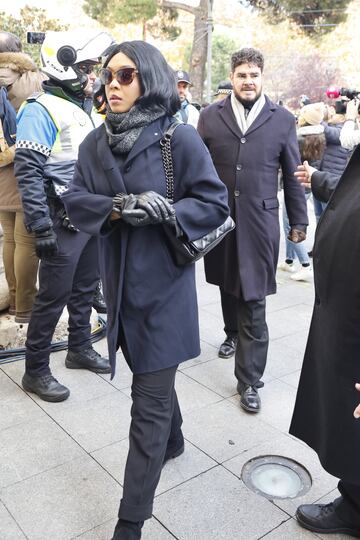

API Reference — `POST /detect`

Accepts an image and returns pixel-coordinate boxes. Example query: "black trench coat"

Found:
[290,145,360,485]
[198,95,308,301]
[62,116,229,376]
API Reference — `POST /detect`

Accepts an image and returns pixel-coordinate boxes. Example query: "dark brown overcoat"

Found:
[290,146,360,485]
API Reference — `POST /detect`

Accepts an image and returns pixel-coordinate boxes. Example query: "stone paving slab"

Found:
[153,465,289,540]
[261,517,321,539]
[74,517,175,540]
[0,500,26,540]
[1,456,121,540]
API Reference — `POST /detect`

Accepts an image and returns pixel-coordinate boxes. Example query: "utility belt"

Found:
[48,197,79,233]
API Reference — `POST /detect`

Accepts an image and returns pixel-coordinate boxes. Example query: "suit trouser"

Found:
[335,481,360,527]
[25,221,99,376]
[220,288,269,388]
[118,365,182,522]
[0,210,38,313]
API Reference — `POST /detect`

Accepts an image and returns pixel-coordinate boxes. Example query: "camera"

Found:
[326,86,360,115]
[26,32,46,44]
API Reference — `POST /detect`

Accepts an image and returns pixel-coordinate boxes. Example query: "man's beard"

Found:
[234,88,262,108]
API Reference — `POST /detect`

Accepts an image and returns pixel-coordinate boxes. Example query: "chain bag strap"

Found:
[159,121,235,266]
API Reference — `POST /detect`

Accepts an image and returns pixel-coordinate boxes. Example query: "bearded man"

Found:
[198,47,308,412]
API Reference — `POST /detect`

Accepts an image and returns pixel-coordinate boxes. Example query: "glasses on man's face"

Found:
[99,67,138,86]
[75,63,98,75]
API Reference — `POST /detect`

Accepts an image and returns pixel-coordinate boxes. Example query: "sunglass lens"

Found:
[99,68,112,85]
[117,68,134,85]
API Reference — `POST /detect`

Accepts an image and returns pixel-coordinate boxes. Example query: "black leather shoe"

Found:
[237,383,261,413]
[22,373,70,402]
[218,336,237,358]
[112,519,143,540]
[92,282,107,314]
[65,347,111,373]
[163,431,185,466]
[296,500,360,537]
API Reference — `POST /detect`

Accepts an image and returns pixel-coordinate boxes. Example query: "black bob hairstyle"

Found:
[95,40,181,116]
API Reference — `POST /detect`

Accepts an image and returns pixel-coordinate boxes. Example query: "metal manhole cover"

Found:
[241,455,312,500]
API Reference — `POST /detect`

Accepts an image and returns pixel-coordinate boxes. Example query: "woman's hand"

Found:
[354,383,360,419]
[294,161,317,190]
[136,191,176,224]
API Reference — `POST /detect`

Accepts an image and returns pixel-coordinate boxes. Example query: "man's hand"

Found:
[35,227,58,259]
[354,383,360,419]
[294,161,316,189]
[287,228,306,244]
[345,99,359,122]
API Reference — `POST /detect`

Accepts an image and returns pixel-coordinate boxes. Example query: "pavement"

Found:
[0,201,349,540]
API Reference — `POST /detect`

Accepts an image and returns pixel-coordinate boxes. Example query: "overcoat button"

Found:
[240,137,246,143]
[236,164,242,171]
[234,190,240,197]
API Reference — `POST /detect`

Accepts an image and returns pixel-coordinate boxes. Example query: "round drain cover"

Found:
[241,455,312,500]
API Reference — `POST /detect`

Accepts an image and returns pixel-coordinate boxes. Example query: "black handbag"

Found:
[160,122,235,266]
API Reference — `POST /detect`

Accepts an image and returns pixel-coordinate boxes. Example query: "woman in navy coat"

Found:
[63,41,229,540]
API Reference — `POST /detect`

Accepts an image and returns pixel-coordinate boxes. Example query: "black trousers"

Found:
[118,365,182,522]
[335,481,360,527]
[25,221,99,376]
[220,288,269,388]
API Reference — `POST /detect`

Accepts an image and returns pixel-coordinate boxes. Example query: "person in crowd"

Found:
[0,31,46,323]
[340,97,360,150]
[14,30,114,403]
[62,40,229,540]
[213,80,232,102]
[290,156,360,538]
[173,69,200,127]
[197,47,308,413]
[279,102,325,282]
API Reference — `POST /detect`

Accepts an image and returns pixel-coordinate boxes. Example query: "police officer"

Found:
[174,69,200,128]
[14,30,114,402]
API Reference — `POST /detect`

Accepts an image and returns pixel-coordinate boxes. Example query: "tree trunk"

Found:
[188,0,208,103]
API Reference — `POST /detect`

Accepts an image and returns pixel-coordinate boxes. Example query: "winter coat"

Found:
[290,145,360,485]
[0,52,46,212]
[62,116,229,376]
[198,95,308,302]
[320,121,350,178]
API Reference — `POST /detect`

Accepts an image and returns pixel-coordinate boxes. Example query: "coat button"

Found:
[234,190,240,197]
[236,164,242,171]
[125,165,131,173]
[240,137,246,143]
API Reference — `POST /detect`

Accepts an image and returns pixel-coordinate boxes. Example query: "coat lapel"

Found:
[245,96,276,136]
[96,125,127,194]
[125,117,170,164]
[219,97,243,139]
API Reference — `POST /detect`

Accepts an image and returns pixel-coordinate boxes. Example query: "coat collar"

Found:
[95,116,171,194]
[218,94,276,138]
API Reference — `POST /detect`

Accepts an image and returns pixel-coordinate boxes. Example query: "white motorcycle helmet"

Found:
[40,30,114,97]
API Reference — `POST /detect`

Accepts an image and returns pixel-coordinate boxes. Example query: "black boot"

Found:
[237,382,261,413]
[112,519,143,540]
[163,430,185,466]
[92,281,107,314]
[296,500,360,537]
[22,373,70,402]
[218,336,237,358]
[65,346,111,373]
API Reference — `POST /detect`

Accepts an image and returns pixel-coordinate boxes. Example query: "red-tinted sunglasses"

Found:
[99,67,138,86]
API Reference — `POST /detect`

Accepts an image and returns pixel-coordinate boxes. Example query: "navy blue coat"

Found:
[320,122,350,178]
[198,96,308,301]
[62,116,229,376]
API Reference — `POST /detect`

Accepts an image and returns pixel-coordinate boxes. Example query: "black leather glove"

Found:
[135,191,175,224]
[113,193,152,227]
[288,227,307,243]
[35,227,58,258]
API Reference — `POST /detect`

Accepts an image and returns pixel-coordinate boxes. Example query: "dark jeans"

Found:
[335,481,360,528]
[220,288,269,388]
[118,365,182,522]
[25,221,99,376]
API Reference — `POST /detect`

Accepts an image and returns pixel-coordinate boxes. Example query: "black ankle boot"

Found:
[112,519,143,540]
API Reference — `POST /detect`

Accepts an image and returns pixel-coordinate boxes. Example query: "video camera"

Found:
[326,86,360,114]
[26,32,46,45]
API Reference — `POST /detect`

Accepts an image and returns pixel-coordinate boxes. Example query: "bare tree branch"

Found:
[162,0,197,16]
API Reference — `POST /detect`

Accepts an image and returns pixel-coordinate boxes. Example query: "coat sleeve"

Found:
[311,170,339,203]
[323,123,341,145]
[62,155,114,237]
[170,124,229,241]
[280,117,309,227]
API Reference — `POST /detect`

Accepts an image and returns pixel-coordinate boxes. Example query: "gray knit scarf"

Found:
[105,105,165,154]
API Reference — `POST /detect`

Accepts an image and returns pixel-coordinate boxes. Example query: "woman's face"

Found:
[105,52,142,113]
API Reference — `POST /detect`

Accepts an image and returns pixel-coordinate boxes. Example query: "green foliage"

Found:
[211,34,237,91]
[238,0,351,36]
[83,0,181,40]
[0,6,68,65]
